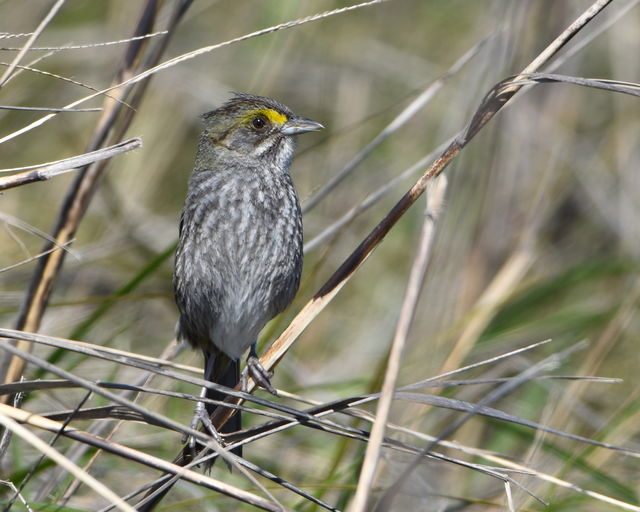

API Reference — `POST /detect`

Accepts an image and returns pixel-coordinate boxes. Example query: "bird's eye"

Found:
[252,115,267,130]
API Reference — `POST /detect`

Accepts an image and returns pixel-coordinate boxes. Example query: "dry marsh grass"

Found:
[0,1,639,511]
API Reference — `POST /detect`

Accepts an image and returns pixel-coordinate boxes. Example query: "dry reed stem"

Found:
[0,105,100,112]
[0,0,65,87]
[0,242,72,274]
[0,411,136,512]
[0,404,288,512]
[0,328,197,374]
[350,176,447,512]
[0,31,167,51]
[0,138,141,191]
[33,340,184,503]
[0,59,132,106]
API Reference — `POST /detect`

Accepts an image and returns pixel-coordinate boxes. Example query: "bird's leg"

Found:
[244,342,277,395]
[188,386,222,446]
[184,356,222,449]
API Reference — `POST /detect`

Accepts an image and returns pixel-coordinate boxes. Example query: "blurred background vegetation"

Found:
[0,1,639,510]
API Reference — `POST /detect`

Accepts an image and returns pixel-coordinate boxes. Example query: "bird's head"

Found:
[199,93,323,165]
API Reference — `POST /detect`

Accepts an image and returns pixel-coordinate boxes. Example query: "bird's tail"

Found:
[204,350,242,457]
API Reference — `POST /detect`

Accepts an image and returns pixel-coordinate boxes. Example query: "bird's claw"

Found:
[183,397,222,452]
[244,354,277,395]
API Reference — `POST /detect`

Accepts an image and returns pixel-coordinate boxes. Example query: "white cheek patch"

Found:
[253,137,276,157]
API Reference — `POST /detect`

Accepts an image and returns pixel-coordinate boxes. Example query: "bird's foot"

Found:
[244,351,277,395]
[182,392,222,451]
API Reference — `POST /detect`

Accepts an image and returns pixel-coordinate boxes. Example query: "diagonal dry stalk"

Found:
[237,0,616,413]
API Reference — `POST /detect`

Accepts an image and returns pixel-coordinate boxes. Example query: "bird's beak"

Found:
[281,117,324,135]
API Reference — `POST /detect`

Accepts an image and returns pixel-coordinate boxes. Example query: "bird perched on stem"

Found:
[173,93,323,456]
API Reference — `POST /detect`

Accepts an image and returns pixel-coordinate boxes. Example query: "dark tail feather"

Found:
[204,351,242,458]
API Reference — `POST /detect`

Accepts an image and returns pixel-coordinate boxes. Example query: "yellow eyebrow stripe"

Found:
[248,108,288,125]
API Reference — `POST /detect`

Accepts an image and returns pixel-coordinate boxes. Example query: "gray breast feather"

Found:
[173,166,302,360]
